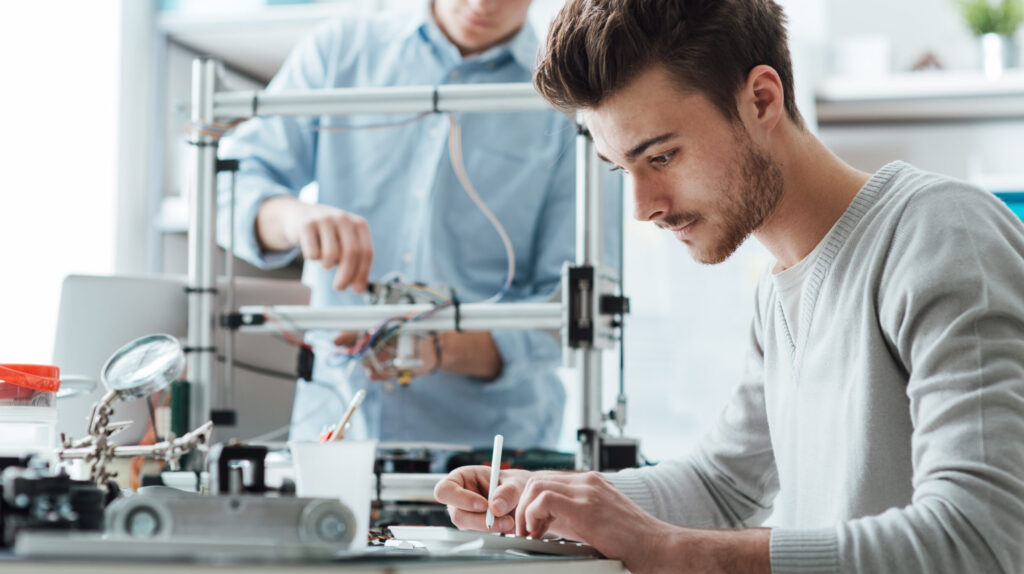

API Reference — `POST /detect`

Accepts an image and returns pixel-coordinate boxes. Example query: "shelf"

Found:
[157,2,374,82]
[816,70,1024,124]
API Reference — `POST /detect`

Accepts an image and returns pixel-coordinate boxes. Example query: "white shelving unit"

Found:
[157,2,379,82]
[816,70,1024,123]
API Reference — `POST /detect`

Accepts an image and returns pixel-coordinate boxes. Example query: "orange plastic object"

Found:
[0,364,61,394]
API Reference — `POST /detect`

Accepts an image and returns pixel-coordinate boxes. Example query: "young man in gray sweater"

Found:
[434,0,1024,572]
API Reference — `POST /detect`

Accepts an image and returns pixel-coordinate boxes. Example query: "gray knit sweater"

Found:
[609,162,1024,573]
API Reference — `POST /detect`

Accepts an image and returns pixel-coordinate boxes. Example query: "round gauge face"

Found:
[101,334,185,400]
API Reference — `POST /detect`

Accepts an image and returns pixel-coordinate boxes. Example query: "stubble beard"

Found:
[687,135,784,265]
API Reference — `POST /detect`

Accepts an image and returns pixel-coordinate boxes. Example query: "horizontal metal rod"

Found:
[214,83,549,118]
[237,302,563,333]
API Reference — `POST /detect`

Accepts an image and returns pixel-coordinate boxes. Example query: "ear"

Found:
[738,65,784,135]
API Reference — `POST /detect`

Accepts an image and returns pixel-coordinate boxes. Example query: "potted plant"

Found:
[959,0,1024,75]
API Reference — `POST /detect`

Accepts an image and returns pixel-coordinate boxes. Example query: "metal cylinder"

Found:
[574,113,607,470]
[236,302,563,333]
[186,59,219,433]
[213,83,548,118]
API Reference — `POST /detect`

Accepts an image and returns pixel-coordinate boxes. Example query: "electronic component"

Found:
[104,492,356,549]
[0,460,109,547]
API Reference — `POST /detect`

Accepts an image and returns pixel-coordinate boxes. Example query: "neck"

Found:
[753,122,871,270]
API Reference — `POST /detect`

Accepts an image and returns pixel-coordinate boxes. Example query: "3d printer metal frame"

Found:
[186,59,632,470]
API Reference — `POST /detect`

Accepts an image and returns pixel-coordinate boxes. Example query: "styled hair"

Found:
[535,0,804,128]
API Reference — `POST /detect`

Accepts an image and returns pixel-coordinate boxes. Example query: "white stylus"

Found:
[485,434,504,530]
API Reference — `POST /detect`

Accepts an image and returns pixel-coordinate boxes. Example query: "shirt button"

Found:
[429,128,440,138]
[414,189,427,200]
[403,253,414,264]
[450,70,460,79]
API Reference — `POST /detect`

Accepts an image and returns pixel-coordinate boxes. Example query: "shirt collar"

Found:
[405,2,540,72]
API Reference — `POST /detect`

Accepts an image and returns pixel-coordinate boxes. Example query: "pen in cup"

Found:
[322,389,366,442]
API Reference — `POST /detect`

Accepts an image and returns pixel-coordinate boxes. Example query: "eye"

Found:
[650,150,676,168]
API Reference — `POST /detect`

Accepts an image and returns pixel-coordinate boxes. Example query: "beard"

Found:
[668,133,784,265]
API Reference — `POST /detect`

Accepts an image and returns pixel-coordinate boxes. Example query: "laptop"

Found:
[52,274,310,445]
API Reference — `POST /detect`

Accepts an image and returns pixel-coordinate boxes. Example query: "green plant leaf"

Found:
[958,0,1024,35]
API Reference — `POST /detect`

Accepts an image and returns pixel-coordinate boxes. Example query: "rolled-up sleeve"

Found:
[216,21,337,269]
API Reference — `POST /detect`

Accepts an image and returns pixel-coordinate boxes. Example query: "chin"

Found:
[686,238,739,266]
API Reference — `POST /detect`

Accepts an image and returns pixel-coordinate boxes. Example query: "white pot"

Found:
[981,33,1019,77]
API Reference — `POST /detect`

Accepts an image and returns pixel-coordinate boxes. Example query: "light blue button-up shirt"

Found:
[217,9,586,449]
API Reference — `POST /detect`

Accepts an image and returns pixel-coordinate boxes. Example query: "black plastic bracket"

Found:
[297,347,314,381]
[216,159,240,173]
[220,312,266,330]
[210,409,237,426]
[600,294,631,315]
[566,266,594,348]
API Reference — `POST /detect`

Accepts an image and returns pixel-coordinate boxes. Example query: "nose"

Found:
[631,175,668,222]
[468,0,497,12]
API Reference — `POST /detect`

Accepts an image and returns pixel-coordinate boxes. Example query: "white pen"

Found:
[328,389,366,442]
[485,434,504,530]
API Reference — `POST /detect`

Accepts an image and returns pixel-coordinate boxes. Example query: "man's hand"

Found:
[256,196,374,293]
[334,331,503,381]
[513,471,676,571]
[434,465,533,533]
[436,467,771,573]
[334,331,438,381]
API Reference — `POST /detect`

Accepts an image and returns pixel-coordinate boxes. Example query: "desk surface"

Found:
[3,556,628,574]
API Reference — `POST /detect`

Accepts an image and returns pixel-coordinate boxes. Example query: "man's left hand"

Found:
[512,471,771,574]
[513,471,676,572]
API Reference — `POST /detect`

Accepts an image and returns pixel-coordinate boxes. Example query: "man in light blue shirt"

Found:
[218,1,580,449]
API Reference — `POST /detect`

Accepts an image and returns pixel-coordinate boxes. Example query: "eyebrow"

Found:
[595,132,678,165]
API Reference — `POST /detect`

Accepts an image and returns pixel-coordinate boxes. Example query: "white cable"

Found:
[448,114,516,303]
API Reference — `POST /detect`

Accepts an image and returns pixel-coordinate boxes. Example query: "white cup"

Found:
[288,440,378,550]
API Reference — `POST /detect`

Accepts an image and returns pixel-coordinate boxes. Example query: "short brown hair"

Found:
[535,0,804,128]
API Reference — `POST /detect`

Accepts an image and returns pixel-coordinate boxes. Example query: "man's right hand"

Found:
[433,466,534,533]
[256,196,374,293]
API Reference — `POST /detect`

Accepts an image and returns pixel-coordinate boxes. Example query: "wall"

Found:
[0,1,121,364]
[826,0,1021,74]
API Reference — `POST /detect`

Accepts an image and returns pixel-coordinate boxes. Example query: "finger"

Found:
[515,476,577,538]
[318,222,341,269]
[365,365,394,381]
[373,344,395,363]
[351,219,374,293]
[334,331,359,346]
[489,481,524,518]
[298,222,321,261]
[333,218,361,291]
[447,506,515,533]
[435,471,490,511]
[523,490,574,539]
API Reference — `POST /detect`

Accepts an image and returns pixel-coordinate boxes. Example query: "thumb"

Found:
[489,480,524,517]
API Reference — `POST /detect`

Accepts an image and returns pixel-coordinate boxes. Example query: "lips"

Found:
[465,12,492,28]
[670,218,700,240]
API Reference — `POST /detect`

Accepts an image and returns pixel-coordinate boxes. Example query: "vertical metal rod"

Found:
[186,59,218,432]
[223,170,237,412]
[575,113,606,471]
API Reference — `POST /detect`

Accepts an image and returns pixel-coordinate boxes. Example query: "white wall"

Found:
[827,0,982,73]
[0,1,121,363]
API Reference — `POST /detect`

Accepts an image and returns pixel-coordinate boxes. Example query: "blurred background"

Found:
[2,0,1023,461]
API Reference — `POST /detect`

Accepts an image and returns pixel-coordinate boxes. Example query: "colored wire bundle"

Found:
[333,280,454,365]
[187,118,246,140]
